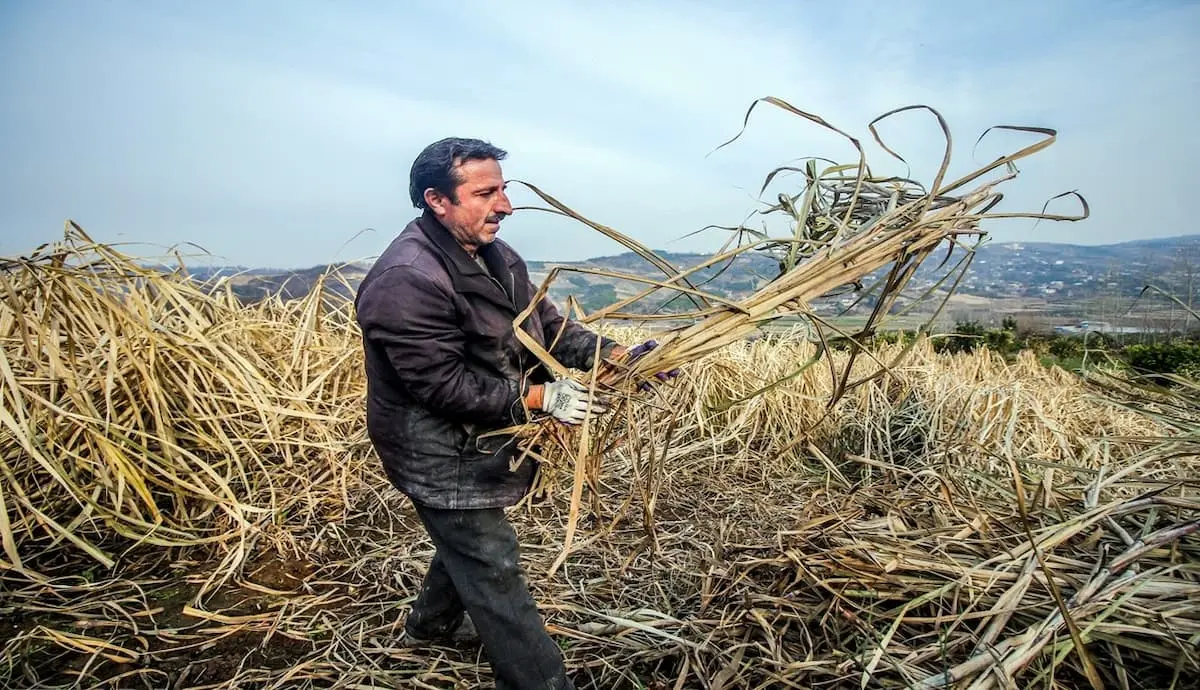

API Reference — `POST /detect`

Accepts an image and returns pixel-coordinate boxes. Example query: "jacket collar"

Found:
[416,211,520,311]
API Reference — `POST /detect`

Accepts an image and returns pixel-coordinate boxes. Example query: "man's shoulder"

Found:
[358,221,450,294]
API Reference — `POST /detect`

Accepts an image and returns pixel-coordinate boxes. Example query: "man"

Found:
[354,137,660,689]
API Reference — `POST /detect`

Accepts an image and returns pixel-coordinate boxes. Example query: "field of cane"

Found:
[4,102,1199,689]
[1,227,1197,689]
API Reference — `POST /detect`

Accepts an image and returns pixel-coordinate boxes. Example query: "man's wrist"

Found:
[524,383,545,410]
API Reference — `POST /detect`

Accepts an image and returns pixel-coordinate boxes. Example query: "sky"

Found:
[1,0,1198,269]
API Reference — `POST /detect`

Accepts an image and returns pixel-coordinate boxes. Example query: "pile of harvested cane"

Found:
[4,330,1192,689]
[0,227,371,591]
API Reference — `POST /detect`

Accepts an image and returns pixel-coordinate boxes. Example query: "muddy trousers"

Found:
[405,503,574,690]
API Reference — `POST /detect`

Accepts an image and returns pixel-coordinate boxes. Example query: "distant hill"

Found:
[525,235,1200,315]
[181,234,1200,328]
[937,235,1200,302]
[169,263,369,303]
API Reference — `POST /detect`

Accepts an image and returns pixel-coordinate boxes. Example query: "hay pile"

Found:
[0,226,372,589]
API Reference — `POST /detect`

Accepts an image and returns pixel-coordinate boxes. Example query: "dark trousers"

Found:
[406,503,574,690]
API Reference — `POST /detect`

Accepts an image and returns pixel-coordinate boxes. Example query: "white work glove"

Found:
[540,378,609,425]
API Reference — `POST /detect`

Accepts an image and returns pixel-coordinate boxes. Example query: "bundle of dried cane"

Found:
[505,100,1087,572]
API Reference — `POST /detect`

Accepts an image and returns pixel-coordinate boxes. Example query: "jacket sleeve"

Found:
[357,266,526,425]
[535,292,622,372]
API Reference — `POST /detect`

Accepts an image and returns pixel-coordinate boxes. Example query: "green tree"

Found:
[578,284,617,312]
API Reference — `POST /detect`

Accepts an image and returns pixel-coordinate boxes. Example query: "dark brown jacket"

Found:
[354,212,618,509]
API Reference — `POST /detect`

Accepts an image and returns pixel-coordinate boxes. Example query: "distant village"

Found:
[192,235,1200,335]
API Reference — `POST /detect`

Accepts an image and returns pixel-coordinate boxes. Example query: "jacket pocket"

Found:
[392,407,467,458]
[460,422,515,457]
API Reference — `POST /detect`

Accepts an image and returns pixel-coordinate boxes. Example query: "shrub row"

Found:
[862,321,1200,378]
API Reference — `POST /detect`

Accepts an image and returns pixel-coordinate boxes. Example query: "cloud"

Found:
[1,0,1196,267]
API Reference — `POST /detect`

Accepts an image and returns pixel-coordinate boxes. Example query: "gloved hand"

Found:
[624,338,681,388]
[525,378,609,425]
[623,339,659,362]
[607,339,681,390]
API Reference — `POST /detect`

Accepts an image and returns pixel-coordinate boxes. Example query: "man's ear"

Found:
[423,188,450,215]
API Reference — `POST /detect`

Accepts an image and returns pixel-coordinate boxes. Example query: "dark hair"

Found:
[409,137,508,209]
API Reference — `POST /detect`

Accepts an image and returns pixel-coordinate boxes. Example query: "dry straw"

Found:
[0,227,370,592]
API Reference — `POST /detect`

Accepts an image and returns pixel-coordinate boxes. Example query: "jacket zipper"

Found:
[487,275,509,303]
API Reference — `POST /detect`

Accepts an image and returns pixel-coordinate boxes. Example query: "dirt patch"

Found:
[244,555,318,592]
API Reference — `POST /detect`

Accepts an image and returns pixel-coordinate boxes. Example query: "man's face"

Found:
[424,157,513,254]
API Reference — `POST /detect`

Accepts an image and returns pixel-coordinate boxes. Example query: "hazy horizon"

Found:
[165,231,1200,273]
[3,1,1198,269]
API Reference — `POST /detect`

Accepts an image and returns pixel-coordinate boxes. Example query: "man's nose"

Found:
[495,190,513,215]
